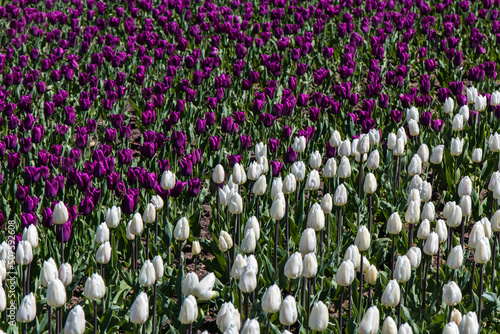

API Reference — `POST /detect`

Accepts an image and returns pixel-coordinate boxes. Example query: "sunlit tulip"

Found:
[421,202,435,222]
[387,133,397,150]
[284,252,303,279]
[228,192,243,215]
[307,203,325,231]
[358,306,380,334]
[270,196,286,220]
[338,156,351,179]
[96,241,111,264]
[381,316,397,334]
[160,170,176,190]
[344,245,361,270]
[468,222,485,249]
[59,263,73,287]
[139,260,156,287]
[253,175,267,196]
[408,155,422,176]
[279,296,297,326]
[417,144,429,164]
[447,246,463,270]
[406,247,422,269]
[16,240,33,265]
[22,225,38,248]
[338,139,351,157]
[239,265,257,293]
[450,138,463,156]
[106,206,121,228]
[444,97,454,114]
[244,216,260,242]
[96,223,110,244]
[305,170,320,191]
[302,253,318,278]
[174,217,190,241]
[423,232,439,255]
[366,150,380,170]
[64,305,85,334]
[337,260,355,286]
[364,173,377,194]
[283,174,297,194]
[41,258,58,287]
[459,312,478,334]
[47,278,66,308]
[17,293,36,323]
[212,164,225,184]
[474,237,491,263]
[443,281,462,306]
[194,273,217,300]
[405,200,420,224]
[324,158,337,177]
[430,145,444,164]
[299,228,317,255]
[398,323,412,334]
[452,114,463,131]
[182,273,199,296]
[436,219,448,244]
[308,301,329,331]
[310,151,322,169]
[334,184,348,206]
[381,280,400,307]
[329,130,341,147]
[241,230,256,254]
[292,161,306,181]
[466,87,478,104]
[262,284,281,313]
[320,194,333,214]
[130,292,149,324]
[355,226,370,251]
[408,119,419,136]
[241,319,260,334]
[247,161,262,181]
[443,322,459,334]
[53,201,69,225]
[217,302,241,333]
[417,219,430,240]
[84,273,105,300]
[459,195,471,216]
[450,309,462,325]
[292,136,306,153]
[387,213,402,235]
[179,295,198,324]
[129,213,144,235]
[219,231,233,252]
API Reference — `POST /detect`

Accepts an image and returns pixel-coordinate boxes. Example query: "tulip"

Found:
[239,264,257,318]
[279,296,297,326]
[382,316,397,334]
[84,273,105,301]
[284,252,303,280]
[394,256,411,283]
[355,226,370,252]
[192,240,201,256]
[443,322,459,334]
[421,202,435,222]
[338,156,351,179]
[398,323,412,334]
[283,174,297,194]
[41,258,58,288]
[430,145,444,164]
[303,253,318,278]
[271,177,282,199]
[160,170,176,190]
[489,133,500,152]
[105,206,121,228]
[58,262,72,287]
[337,259,355,330]
[417,219,430,240]
[443,281,462,306]
[17,293,36,323]
[174,217,190,241]
[299,228,317,256]
[232,163,247,185]
[382,280,400,308]
[308,301,329,331]
[408,155,422,176]
[358,306,379,334]
[366,150,379,171]
[452,114,463,131]
[262,284,282,332]
[179,295,198,331]
[64,305,85,334]
[47,278,66,308]
[194,273,216,301]
[253,175,267,198]
[417,144,429,164]
[292,136,306,153]
[217,302,241,333]
[241,319,260,334]
[241,230,256,254]
[22,225,38,248]
[139,260,156,288]
[53,201,69,263]
[247,161,262,181]
[96,241,111,264]
[130,292,149,329]
[459,312,478,334]
[95,223,110,244]
[182,272,199,297]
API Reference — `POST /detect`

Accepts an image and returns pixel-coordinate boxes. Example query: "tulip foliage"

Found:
[2,0,500,332]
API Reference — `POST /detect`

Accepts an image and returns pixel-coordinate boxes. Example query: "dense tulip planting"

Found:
[0,0,500,332]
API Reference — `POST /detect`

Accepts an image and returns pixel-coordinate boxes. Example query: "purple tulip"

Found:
[169,180,187,198]
[8,152,21,169]
[55,221,72,243]
[195,118,207,134]
[240,135,252,150]
[179,158,193,176]
[209,136,221,151]
[21,213,37,229]
[227,154,242,168]
[270,161,284,176]
[187,178,201,197]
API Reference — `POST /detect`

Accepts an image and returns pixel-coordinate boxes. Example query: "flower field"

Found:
[1,0,500,332]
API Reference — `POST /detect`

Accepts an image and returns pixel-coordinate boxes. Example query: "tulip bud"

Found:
[255,142,267,159]
[358,134,370,154]
[152,255,164,281]
[217,302,241,333]
[96,223,110,244]
[443,281,462,306]
[262,284,282,313]
[212,164,225,184]
[174,217,190,241]
[443,322,459,334]
[358,306,380,334]
[459,105,470,121]
[283,174,297,194]
[398,323,412,334]
[393,138,405,156]
[387,212,402,235]
[232,163,247,185]
[492,210,500,232]
[292,136,307,153]
[475,95,487,111]
[309,151,322,169]
[467,86,478,104]
[142,203,156,224]
[139,260,156,287]
[59,263,72,287]
[344,245,361,270]
[363,173,377,194]
[284,252,303,279]
[338,156,351,179]
[292,161,306,181]
[329,130,341,147]
[308,301,329,331]
[247,161,262,181]
[279,296,297,326]
[241,230,257,254]
[96,241,111,264]
[258,156,270,175]
[64,305,85,334]
[22,225,38,248]
[270,177,283,199]
[324,158,337,177]
[299,228,317,255]
[447,245,463,270]
[417,144,429,164]
[334,184,348,206]
[84,273,105,300]
[338,139,351,157]
[492,91,500,106]
[450,309,462,326]
[468,222,485,249]
[307,203,325,231]
[421,202,435,222]
[436,219,448,244]
[151,195,164,210]
[381,280,400,307]
[192,241,202,256]
[41,258,58,287]
[228,192,243,215]
[408,155,422,176]
[53,201,69,225]
[406,247,421,269]
[366,150,380,170]
[130,292,149,325]
[394,256,411,283]
[369,129,380,146]
[450,137,463,156]
[47,278,67,308]
[459,195,471,216]
[17,293,36,323]
[302,253,318,278]
[129,213,144,236]
[365,265,378,285]
[16,240,33,266]
[252,175,267,196]
[179,295,198,324]
[474,237,491,263]
[182,272,199,296]
[423,232,439,255]
[336,260,355,286]
[355,226,370,251]
[489,133,500,152]
[105,206,121,228]
[447,204,462,228]
[161,170,176,190]
[381,316,397,334]
[430,145,444,164]
[320,194,333,214]
[417,219,430,240]
[459,312,478,334]
[239,265,257,293]
[405,200,420,224]
[408,119,419,136]
[452,114,463,131]
[219,231,233,252]
[444,97,454,114]
[194,273,216,300]
[305,170,320,191]
[241,318,260,334]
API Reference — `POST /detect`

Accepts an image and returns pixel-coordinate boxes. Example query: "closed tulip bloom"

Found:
[421,202,435,222]
[364,173,377,194]
[405,201,420,224]
[481,217,492,239]
[241,230,256,254]
[247,161,262,181]
[337,260,355,286]
[447,204,462,227]
[344,245,361,270]
[443,281,462,306]
[394,256,411,283]
[320,194,333,213]
[489,172,500,192]
[350,138,358,156]
[393,138,405,156]
[47,278,67,308]
[262,284,282,313]
[239,265,257,293]
[152,255,164,280]
[492,210,500,232]
[387,133,397,150]
[450,138,463,156]
[474,237,491,263]
[408,188,421,204]
[430,145,444,164]
[271,177,283,199]
[447,245,463,270]
[0,261,5,282]
[358,306,380,334]
[492,91,500,106]
[334,184,348,206]
[293,136,307,153]
[459,105,470,121]
[305,170,320,191]
[255,142,267,159]
[244,216,260,241]
[219,231,233,252]
[96,223,110,244]
[338,139,351,157]
[408,155,422,176]
[303,253,318,278]
[270,196,286,220]
[16,241,33,265]
[450,309,462,326]
[443,322,459,334]
[53,201,69,225]
[408,119,419,136]
[217,302,241,333]
[59,263,73,287]
[22,225,38,248]
[182,272,199,296]
[417,219,430,240]
[139,260,156,287]
[192,241,202,256]
[472,148,482,163]
[357,134,370,154]
[475,95,487,111]
[467,86,478,104]
[41,258,58,287]
[307,203,325,231]
[406,247,422,269]
[64,305,85,334]
[106,206,121,228]
[283,174,297,194]
[130,213,144,236]
[279,296,297,326]
[459,312,478,334]
[96,241,111,264]
[366,150,380,170]
[489,133,500,152]
[142,203,156,224]
[417,144,429,164]
[423,232,439,255]
[17,293,36,323]
[194,273,216,300]
[381,280,400,307]
[308,301,329,331]
[329,130,341,147]
[398,323,412,334]
[228,192,243,215]
[151,195,164,210]
[324,158,337,177]
[179,295,198,324]
[355,226,370,251]
[84,273,105,300]
[299,228,317,256]
[232,163,247,185]
[468,222,485,249]
[387,212,402,235]
[284,252,303,279]
[161,170,176,190]
[309,151,322,169]
[130,292,149,324]
[444,97,454,114]
[292,161,306,181]
[436,219,448,244]
[365,264,378,285]
[212,164,225,184]
[409,175,422,192]
[382,316,398,334]
[253,175,267,196]
[338,156,351,179]
[369,129,380,146]
[241,319,260,334]
[459,195,471,216]
[419,182,432,202]
[244,255,258,274]
[452,114,463,131]
[174,217,190,241]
